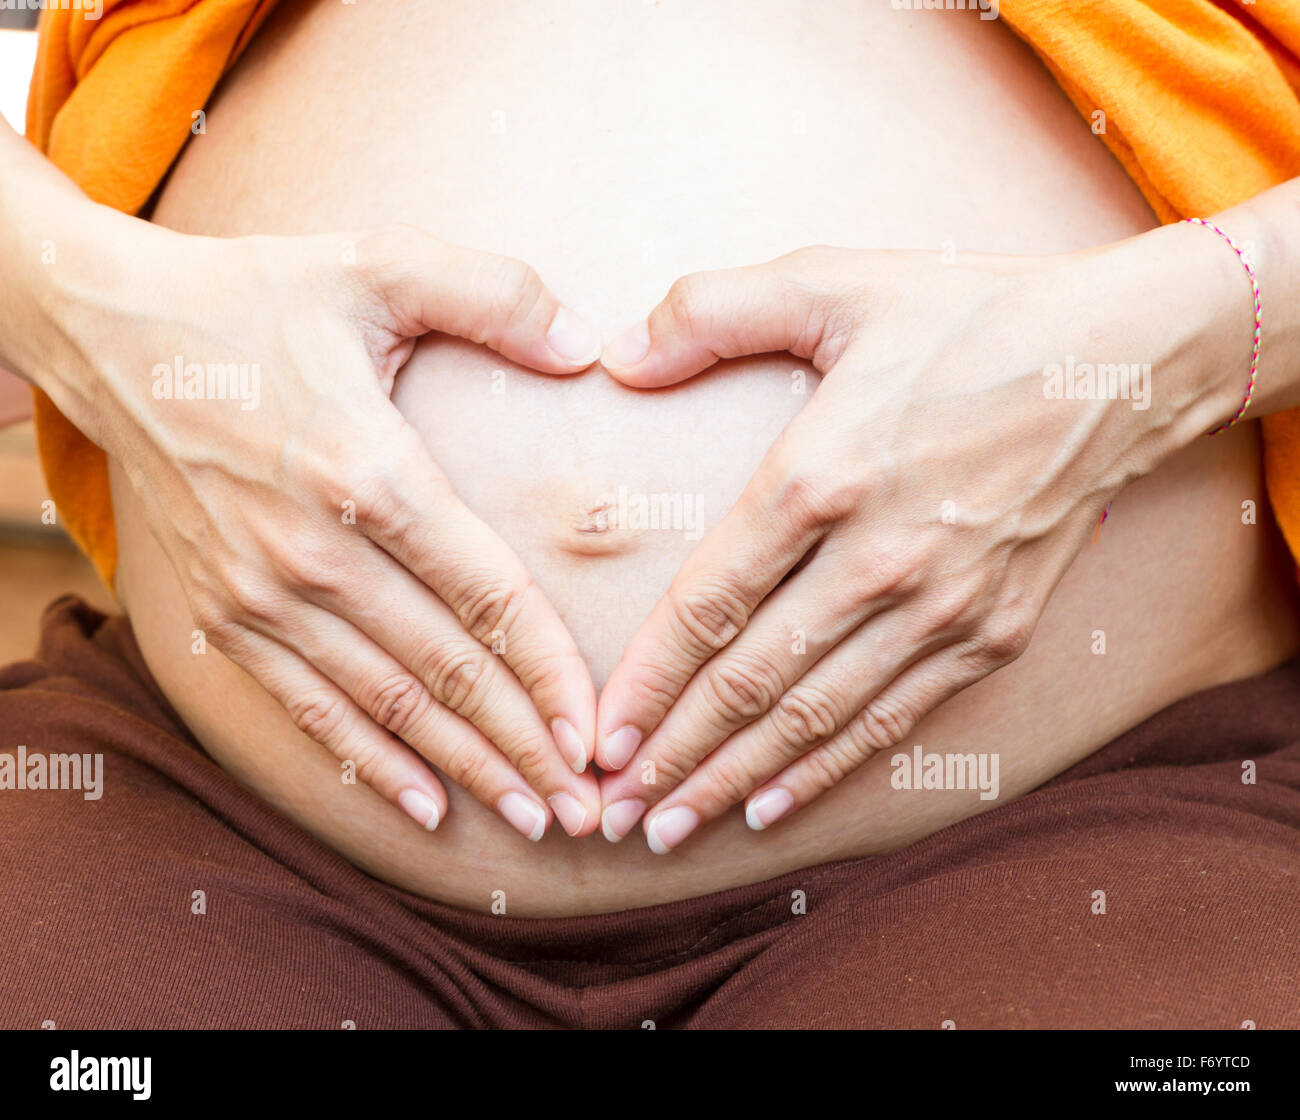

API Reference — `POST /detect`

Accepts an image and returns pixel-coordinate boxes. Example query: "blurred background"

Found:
[0,8,114,662]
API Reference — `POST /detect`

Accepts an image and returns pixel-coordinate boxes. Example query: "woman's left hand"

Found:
[592,237,1244,851]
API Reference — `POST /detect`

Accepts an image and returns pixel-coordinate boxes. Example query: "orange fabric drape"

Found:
[25,0,1300,590]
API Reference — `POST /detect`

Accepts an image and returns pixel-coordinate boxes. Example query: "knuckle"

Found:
[486,253,538,296]
[340,426,434,525]
[785,243,842,272]
[851,691,917,753]
[275,536,341,597]
[920,582,985,635]
[517,647,577,698]
[665,271,712,334]
[344,226,427,305]
[346,738,389,788]
[287,691,350,747]
[359,672,428,736]
[352,225,438,289]
[506,645,585,712]
[668,581,749,653]
[481,255,545,331]
[778,469,861,530]
[701,753,757,807]
[506,736,553,780]
[798,743,855,792]
[702,656,785,725]
[425,646,493,712]
[855,543,925,604]
[342,460,399,528]
[225,572,281,626]
[189,594,234,641]
[454,575,529,642]
[644,750,694,790]
[781,246,863,355]
[618,664,680,717]
[354,224,413,269]
[975,611,1034,665]
[441,739,490,796]
[331,446,376,502]
[772,684,842,748]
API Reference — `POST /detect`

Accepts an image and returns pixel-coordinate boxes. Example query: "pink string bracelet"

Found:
[1184,217,1262,434]
[1095,215,1263,541]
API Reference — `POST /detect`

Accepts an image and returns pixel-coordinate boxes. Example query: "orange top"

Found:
[26,0,1300,590]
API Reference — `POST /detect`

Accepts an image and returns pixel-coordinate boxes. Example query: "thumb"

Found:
[356,225,601,374]
[601,246,856,388]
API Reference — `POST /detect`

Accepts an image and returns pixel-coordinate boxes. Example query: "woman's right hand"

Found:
[25,214,605,841]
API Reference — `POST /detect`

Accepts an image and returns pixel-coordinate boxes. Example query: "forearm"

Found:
[0,116,84,378]
[0,115,157,444]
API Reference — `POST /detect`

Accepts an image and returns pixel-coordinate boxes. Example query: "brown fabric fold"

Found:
[1,598,1297,1029]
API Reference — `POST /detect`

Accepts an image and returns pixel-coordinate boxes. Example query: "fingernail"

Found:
[600,798,646,842]
[552,717,588,774]
[546,306,601,365]
[646,806,700,855]
[603,321,650,367]
[745,787,795,831]
[600,725,641,770]
[547,791,589,837]
[498,791,547,842]
[397,788,441,831]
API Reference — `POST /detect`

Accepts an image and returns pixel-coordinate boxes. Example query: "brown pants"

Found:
[2,597,1298,1029]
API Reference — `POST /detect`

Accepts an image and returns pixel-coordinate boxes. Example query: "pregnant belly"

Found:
[110,0,1298,914]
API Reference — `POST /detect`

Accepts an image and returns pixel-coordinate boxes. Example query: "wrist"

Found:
[1173,217,1264,433]
[1100,219,1259,459]
[1201,183,1300,418]
[9,198,163,449]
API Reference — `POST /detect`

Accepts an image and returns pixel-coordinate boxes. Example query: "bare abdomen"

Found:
[110,0,1298,914]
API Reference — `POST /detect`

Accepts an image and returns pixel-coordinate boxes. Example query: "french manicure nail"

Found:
[552,717,588,774]
[546,306,601,365]
[646,806,699,855]
[397,788,441,831]
[547,792,589,837]
[601,725,641,770]
[604,321,650,367]
[600,798,646,842]
[499,791,547,842]
[745,787,795,831]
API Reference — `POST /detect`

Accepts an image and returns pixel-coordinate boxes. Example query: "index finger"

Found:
[356,424,600,772]
[593,451,829,773]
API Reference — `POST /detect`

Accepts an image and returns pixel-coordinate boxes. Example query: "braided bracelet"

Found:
[1184,217,1262,434]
